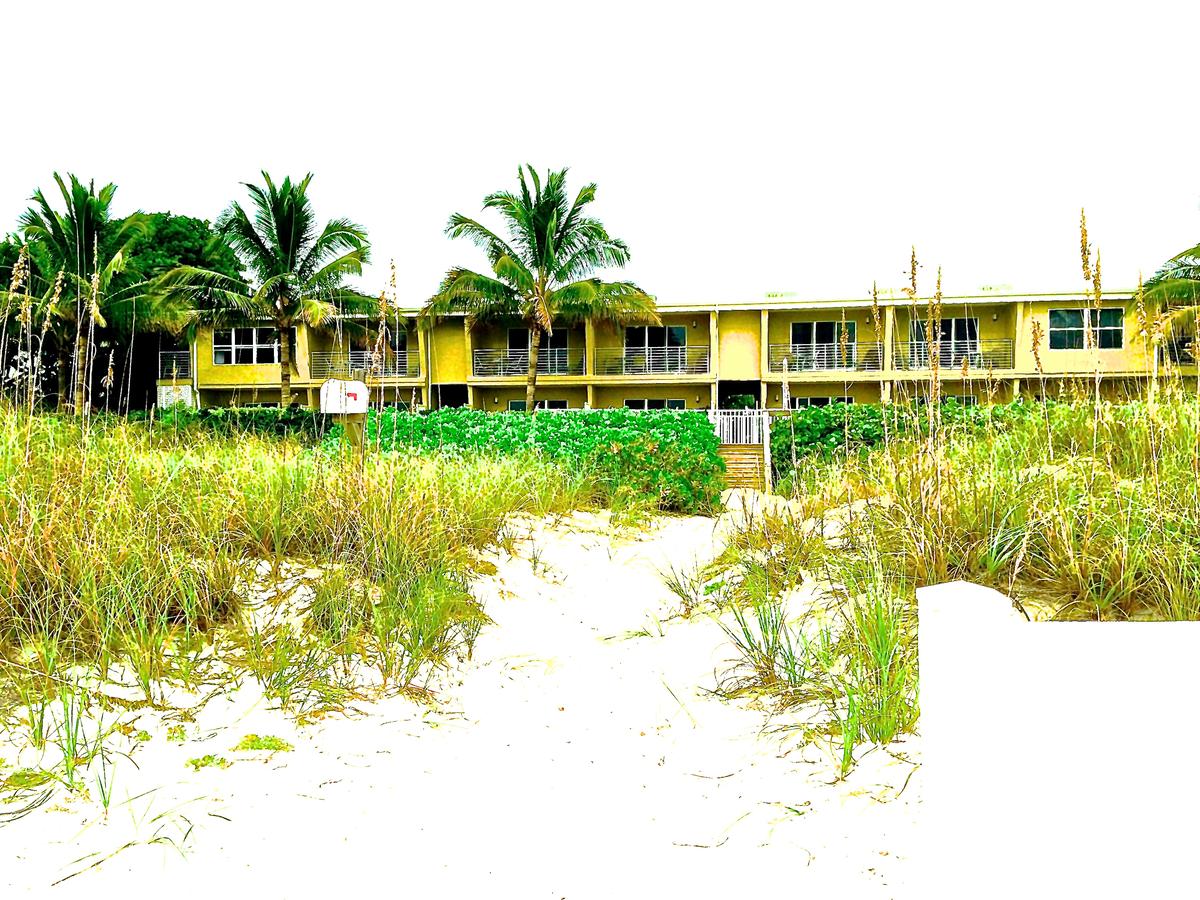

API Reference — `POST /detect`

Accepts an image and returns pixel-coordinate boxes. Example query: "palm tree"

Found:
[13,174,149,412]
[423,165,658,410]
[154,172,372,407]
[1144,242,1200,365]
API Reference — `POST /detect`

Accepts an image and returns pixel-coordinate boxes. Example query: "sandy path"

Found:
[2,510,919,898]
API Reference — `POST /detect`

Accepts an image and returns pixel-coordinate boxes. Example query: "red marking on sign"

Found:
[347,392,358,401]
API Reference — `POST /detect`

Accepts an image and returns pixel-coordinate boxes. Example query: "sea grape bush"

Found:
[352,408,725,514]
[770,399,1037,480]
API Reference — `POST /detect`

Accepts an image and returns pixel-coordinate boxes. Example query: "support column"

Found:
[883,306,896,372]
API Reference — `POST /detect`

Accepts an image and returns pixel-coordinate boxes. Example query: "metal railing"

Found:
[158,350,191,380]
[594,346,710,375]
[768,342,883,372]
[310,350,418,379]
[893,339,1014,371]
[472,348,585,377]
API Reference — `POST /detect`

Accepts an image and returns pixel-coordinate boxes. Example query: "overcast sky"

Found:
[4,1,1198,305]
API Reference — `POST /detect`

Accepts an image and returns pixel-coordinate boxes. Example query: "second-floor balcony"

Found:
[893,339,1015,371]
[310,350,418,380]
[768,342,884,373]
[158,350,191,380]
[472,348,585,377]
[594,346,710,376]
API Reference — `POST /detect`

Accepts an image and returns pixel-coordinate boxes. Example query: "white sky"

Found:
[4,1,1199,305]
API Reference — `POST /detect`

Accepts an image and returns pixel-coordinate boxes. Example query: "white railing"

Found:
[708,409,765,444]
[310,350,417,379]
[472,348,584,377]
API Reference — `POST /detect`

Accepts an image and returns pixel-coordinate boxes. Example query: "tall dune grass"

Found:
[0,412,589,729]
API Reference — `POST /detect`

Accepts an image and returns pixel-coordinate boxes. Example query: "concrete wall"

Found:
[717,309,761,380]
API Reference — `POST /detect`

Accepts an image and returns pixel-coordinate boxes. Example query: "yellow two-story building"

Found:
[155,290,1193,411]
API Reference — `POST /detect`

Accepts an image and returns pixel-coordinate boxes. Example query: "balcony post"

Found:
[709,310,719,380]
[584,319,595,376]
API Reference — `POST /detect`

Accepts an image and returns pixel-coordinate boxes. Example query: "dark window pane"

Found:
[1050,309,1082,329]
[624,399,644,409]
[257,328,278,345]
[815,322,836,344]
[667,326,686,347]
[625,327,646,347]
[842,322,857,341]
[811,397,830,407]
[647,399,667,409]
[546,330,568,349]
[214,330,232,346]
[1098,329,1122,349]
[1099,308,1123,328]
[508,400,526,411]
[390,330,408,352]
[648,326,666,346]
[792,322,813,344]
[234,327,255,345]
[666,399,685,410]
[235,347,254,364]
[508,329,529,350]
[256,346,275,364]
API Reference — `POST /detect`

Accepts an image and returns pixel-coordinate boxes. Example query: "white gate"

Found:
[707,409,765,444]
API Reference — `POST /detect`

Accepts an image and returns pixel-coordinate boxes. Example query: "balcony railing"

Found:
[158,350,191,380]
[472,348,585,377]
[310,350,418,379]
[893,339,1014,371]
[594,346,710,375]
[768,342,883,373]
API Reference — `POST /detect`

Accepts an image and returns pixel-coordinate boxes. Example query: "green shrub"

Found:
[338,408,725,514]
[770,400,1037,482]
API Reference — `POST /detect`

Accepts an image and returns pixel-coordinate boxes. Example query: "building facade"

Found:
[155,291,1194,411]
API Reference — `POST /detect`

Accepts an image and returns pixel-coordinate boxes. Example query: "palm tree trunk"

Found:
[279,325,293,407]
[525,326,541,411]
[73,330,88,416]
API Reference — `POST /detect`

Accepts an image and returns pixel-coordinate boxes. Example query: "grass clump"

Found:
[233,734,292,752]
[186,754,231,772]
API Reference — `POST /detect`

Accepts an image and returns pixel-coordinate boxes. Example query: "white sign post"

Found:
[320,379,369,451]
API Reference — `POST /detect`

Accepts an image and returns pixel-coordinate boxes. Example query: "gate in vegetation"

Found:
[707,410,771,493]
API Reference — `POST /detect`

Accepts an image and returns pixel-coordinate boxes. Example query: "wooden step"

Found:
[718,444,767,491]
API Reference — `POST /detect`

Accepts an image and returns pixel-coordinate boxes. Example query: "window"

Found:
[790,396,854,409]
[907,317,980,367]
[624,399,686,410]
[624,325,688,373]
[789,321,856,369]
[507,399,568,411]
[1048,308,1123,350]
[509,328,571,374]
[213,327,282,365]
[625,325,686,350]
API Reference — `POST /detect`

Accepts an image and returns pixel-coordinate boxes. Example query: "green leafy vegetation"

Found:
[346,407,725,514]
[186,754,231,772]
[233,734,293,752]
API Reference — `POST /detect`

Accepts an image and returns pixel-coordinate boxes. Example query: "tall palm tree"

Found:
[154,172,372,407]
[423,165,658,410]
[13,174,149,412]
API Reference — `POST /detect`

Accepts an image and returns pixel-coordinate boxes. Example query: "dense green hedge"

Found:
[342,408,725,514]
[770,400,1036,481]
[136,404,330,441]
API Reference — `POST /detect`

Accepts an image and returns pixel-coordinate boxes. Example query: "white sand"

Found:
[1,502,919,898]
